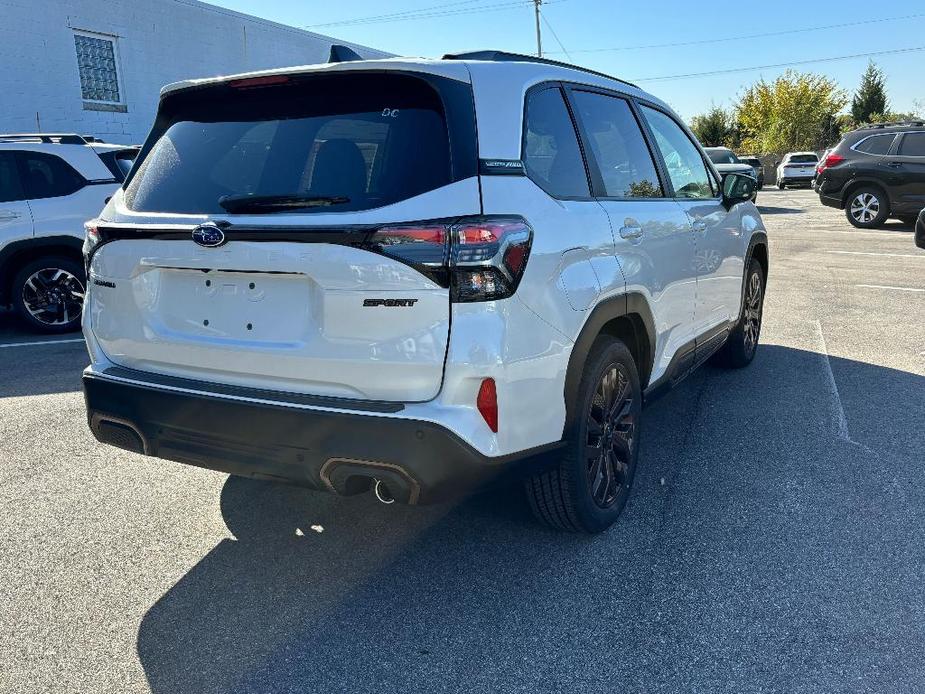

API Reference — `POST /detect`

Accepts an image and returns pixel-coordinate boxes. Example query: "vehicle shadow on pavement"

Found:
[755,206,805,215]
[0,342,87,398]
[136,346,925,694]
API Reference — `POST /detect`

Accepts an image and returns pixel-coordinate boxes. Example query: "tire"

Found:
[525,337,642,533]
[713,259,764,369]
[845,187,890,229]
[12,256,86,333]
[777,180,785,190]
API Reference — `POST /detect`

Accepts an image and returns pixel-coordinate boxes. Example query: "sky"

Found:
[211,0,924,121]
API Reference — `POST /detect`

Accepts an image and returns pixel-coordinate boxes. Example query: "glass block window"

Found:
[74,33,121,103]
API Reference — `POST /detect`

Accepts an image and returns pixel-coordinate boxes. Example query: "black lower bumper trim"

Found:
[83,373,563,504]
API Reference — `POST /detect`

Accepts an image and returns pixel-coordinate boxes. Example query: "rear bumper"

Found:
[82,369,561,504]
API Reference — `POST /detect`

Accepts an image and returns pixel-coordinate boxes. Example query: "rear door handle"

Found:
[886,161,903,168]
[692,220,707,233]
[619,224,643,240]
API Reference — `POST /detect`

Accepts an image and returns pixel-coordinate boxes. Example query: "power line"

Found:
[539,9,571,61]
[307,0,541,28]
[632,45,925,82]
[545,12,925,55]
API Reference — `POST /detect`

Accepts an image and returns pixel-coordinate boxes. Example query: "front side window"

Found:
[640,106,714,199]
[899,132,925,156]
[125,73,454,214]
[523,87,590,198]
[17,152,85,200]
[570,91,663,198]
[74,32,121,104]
[0,152,25,203]
[854,134,895,155]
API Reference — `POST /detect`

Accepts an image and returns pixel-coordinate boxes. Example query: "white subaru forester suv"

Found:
[82,50,768,533]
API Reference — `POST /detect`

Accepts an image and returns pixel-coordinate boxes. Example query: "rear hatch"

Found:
[87,68,481,402]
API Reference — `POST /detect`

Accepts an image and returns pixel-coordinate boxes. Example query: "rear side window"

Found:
[0,153,25,203]
[854,134,895,155]
[899,132,925,156]
[523,87,590,198]
[570,91,662,198]
[97,149,138,181]
[125,73,456,214]
[640,106,715,199]
[17,152,85,200]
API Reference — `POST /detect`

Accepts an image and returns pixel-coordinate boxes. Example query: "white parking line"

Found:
[855,284,925,293]
[0,338,85,349]
[812,320,851,444]
[828,251,923,259]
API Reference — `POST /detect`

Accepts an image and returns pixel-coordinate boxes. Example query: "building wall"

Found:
[0,0,389,144]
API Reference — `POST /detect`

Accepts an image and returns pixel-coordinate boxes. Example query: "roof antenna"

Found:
[328,44,363,63]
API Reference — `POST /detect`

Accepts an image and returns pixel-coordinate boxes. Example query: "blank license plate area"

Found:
[156,269,312,341]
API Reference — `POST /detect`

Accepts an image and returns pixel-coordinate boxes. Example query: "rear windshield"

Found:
[787,154,818,164]
[125,73,455,214]
[739,157,760,166]
[706,150,739,165]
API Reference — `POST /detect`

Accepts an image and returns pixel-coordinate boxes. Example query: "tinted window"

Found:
[854,134,895,155]
[523,87,589,198]
[640,106,714,199]
[125,74,454,214]
[740,157,761,167]
[787,154,818,164]
[97,149,138,181]
[0,153,25,203]
[570,91,662,198]
[899,132,925,156]
[17,152,85,199]
[706,149,740,165]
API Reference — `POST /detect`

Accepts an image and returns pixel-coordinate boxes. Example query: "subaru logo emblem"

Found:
[192,223,226,248]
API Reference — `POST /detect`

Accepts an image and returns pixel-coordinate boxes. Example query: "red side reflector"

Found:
[477,378,498,433]
[228,75,290,89]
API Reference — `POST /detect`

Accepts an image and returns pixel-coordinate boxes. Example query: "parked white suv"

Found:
[776,151,819,189]
[82,51,768,532]
[0,134,137,332]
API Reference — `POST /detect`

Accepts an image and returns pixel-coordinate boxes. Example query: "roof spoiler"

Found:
[328,44,363,63]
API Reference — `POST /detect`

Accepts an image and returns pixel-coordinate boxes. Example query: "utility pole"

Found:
[533,0,542,57]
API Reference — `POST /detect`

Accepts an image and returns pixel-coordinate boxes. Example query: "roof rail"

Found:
[859,120,925,130]
[441,50,639,89]
[0,133,89,144]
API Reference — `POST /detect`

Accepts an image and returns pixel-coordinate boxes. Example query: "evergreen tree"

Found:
[851,62,888,124]
[690,107,732,147]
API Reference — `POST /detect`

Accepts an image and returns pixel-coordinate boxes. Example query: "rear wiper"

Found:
[218,194,350,213]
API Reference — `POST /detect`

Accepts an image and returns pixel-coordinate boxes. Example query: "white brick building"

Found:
[0,0,389,144]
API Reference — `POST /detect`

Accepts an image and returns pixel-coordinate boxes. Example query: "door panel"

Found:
[676,199,744,333]
[598,199,697,382]
[0,151,34,249]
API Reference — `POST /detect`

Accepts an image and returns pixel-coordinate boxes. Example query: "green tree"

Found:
[851,61,889,124]
[690,106,732,147]
[735,70,847,154]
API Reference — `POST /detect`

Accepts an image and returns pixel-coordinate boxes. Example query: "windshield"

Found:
[706,150,740,165]
[787,154,818,164]
[125,73,455,214]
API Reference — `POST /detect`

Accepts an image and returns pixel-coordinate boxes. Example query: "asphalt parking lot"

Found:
[1,187,923,693]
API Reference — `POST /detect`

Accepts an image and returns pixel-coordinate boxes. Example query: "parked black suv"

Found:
[816,121,925,228]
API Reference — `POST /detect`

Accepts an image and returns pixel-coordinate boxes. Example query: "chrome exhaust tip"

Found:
[373,479,395,504]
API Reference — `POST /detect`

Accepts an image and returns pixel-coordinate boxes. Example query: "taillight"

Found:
[83,219,100,256]
[477,378,498,432]
[817,153,846,174]
[450,217,532,302]
[368,216,533,302]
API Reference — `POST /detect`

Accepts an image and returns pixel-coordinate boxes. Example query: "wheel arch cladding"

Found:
[841,178,890,208]
[562,292,655,434]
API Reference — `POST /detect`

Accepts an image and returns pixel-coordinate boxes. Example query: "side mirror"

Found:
[722,172,756,208]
